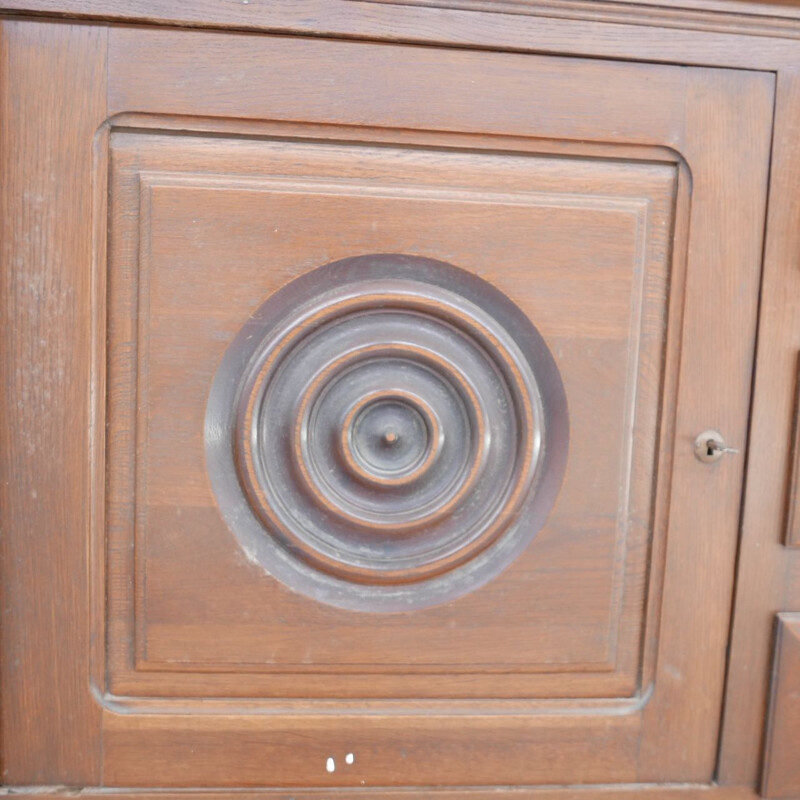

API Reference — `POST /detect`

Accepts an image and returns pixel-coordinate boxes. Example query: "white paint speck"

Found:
[345,753,354,765]
[326,757,335,773]
[239,543,271,575]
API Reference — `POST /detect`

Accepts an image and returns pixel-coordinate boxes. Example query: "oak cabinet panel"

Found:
[0,11,790,797]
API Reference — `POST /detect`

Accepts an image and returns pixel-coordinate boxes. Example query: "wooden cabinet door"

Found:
[0,20,774,790]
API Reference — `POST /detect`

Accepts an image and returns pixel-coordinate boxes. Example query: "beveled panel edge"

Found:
[3,0,800,46]
[97,686,653,715]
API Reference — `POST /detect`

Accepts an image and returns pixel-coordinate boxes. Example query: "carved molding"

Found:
[206,254,568,611]
[356,0,800,37]
[5,0,800,45]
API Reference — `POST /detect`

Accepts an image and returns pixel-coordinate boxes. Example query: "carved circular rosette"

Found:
[206,254,568,612]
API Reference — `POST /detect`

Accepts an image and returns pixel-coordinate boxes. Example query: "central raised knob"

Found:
[352,399,427,476]
[341,393,442,487]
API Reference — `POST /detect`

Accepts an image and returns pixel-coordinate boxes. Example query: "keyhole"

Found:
[694,429,738,463]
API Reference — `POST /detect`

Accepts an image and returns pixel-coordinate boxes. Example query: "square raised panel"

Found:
[105,129,678,701]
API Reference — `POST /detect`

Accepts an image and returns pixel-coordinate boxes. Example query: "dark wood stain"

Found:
[0,5,795,798]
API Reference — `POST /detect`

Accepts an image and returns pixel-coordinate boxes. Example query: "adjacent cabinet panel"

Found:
[762,614,800,798]
[0,15,780,795]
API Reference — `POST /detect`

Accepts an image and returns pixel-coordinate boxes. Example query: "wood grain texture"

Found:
[716,70,800,788]
[635,65,773,783]
[5,0,800,48]
[0,9,791,796]
[0,20,106,785]
[761,614,800,798]
[0,785,768,800]
[101,712,642,787]
[5,0,800,72]
[107,27,687,137]
[83,0,800,73]
[7,0,800,19]
[95,27,772,788]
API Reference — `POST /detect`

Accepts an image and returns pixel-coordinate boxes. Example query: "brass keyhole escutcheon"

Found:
[694,429,739,463]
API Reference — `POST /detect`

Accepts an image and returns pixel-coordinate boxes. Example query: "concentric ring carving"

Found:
[206,254,568,611]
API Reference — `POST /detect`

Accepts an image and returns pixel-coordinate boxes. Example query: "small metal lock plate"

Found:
[694,429,739,463]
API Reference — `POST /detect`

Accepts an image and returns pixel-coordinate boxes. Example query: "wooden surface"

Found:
[761,614,800,798]
[5,0,800,43]
[0,5,798,799]
[716,69,800,788]
[98,27,771,787]
[0,786,771,800]
[0,21,106,785]
[105,130,674,700]
[783,356,800,546]
[1,17,775,790]
[5,0,800,70]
